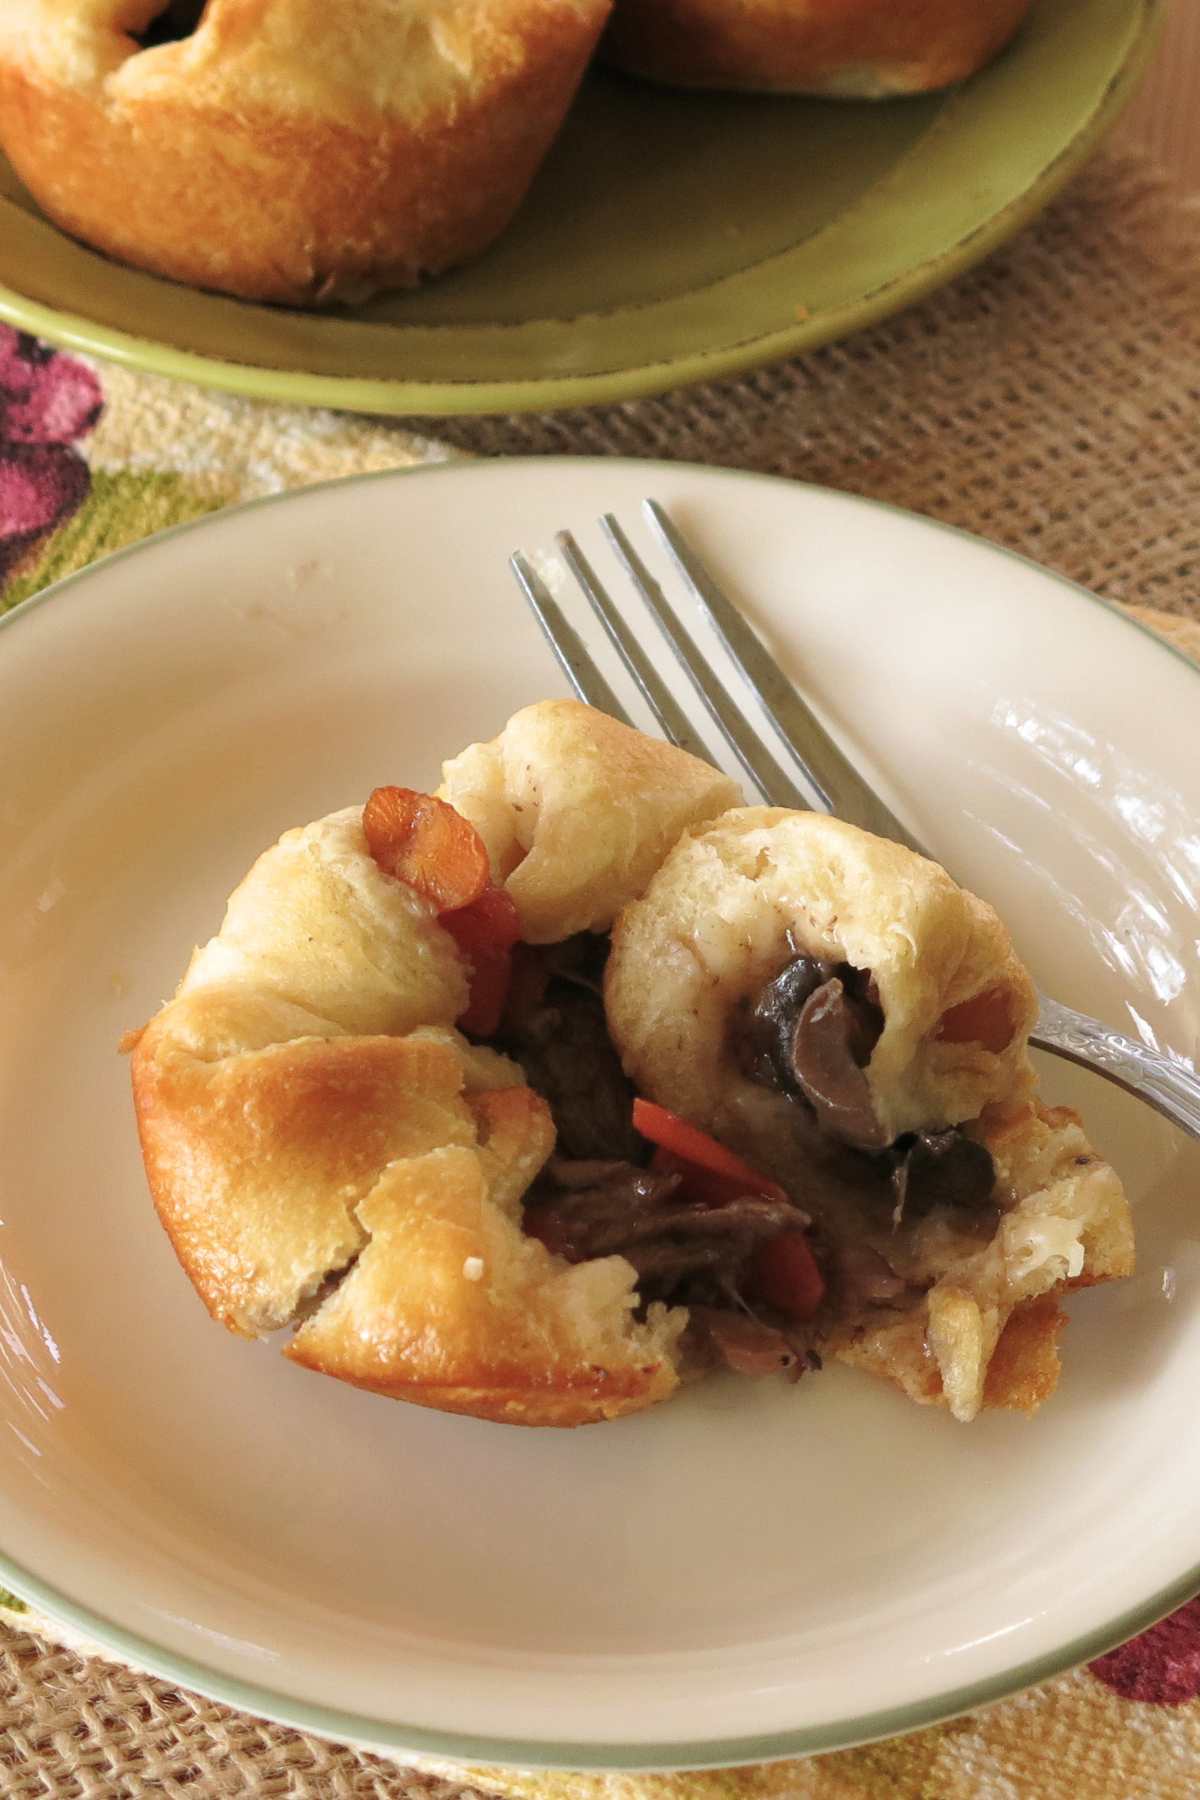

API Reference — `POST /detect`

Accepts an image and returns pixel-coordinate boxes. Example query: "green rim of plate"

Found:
[0,456,1196,1770]
[0,0,1162,416]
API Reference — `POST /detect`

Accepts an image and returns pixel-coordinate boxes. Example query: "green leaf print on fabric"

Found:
[2,469,232,614]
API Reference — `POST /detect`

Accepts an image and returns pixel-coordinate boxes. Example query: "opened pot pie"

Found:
[126,701,1132,1426]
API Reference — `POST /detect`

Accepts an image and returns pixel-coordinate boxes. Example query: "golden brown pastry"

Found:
[605,807,1134,1421]
[438,698,740,941]
[0,0,611,304]
[126,704,1130,1429]
[125,704,734,1425]
[603,0,1035,96]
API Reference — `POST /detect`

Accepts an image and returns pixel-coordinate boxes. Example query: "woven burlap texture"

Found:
[423,151,1200,625]
[0,1623,487,1800]
[3,145,1199,1799]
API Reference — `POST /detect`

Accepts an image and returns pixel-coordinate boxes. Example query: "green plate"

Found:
[0,0,1160,416]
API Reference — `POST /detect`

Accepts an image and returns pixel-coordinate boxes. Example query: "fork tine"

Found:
[518,518,1200,1136]
[554,530,714,764]
[509,551,636,727]
[643,499,924,854]
[598,514,808,810]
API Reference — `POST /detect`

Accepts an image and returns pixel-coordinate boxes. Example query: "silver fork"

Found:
[511,499,1200,1142]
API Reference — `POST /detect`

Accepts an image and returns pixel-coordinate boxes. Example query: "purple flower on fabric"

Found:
[1089,1597,1200,1705]
[0,327,102,585]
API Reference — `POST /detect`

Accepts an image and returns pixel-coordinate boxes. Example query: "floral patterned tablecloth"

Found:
[2,144,1199,1800]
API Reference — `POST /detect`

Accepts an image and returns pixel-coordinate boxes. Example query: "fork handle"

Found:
[1030,996,1200,1141]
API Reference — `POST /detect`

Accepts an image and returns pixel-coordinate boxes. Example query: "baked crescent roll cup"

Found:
[606,808,1134,1421]
[127,703,1130,1427]
[603,0,1035,96]
[437,697,739,941]
[0,0,612,305]
[126,704,736,1425]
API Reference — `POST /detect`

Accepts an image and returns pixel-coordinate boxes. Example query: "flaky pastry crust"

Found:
[0,0,611,303]
[125,709,731,1425]
[127,711,1132,1428]
[606,807,1041,1142]
[606,807,1134,1420]
[438,699,740,942]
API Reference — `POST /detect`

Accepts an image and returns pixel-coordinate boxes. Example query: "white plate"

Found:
[0,459,1197,1772]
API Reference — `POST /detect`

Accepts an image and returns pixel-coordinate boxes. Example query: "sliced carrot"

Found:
[634,1101,821,1311]
[935,986,1015,1054]
[442,884,522,1037]
[750,1232,826,1320]
[632,1098,788,1206]
[363,787,490,914]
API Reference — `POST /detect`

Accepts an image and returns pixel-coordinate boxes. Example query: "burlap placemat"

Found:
[422,152,1200,626]
[1,143,1199,1797]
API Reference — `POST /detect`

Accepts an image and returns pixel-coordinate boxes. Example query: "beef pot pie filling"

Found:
[493,932,823,1378]
[126,711,1133,1426]
[358,788,1031,1385]
[489,934,1005,1376]
[728,944,1008,1306]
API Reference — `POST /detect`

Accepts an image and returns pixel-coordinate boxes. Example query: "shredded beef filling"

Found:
[496,935,643,1163]
[525,1157,801,1288]
[524,1158,821,1380]
[830,1242,909,1310]
[686,1308,821,1380]
[502,937,998,1384]
[501,937,826,1377]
